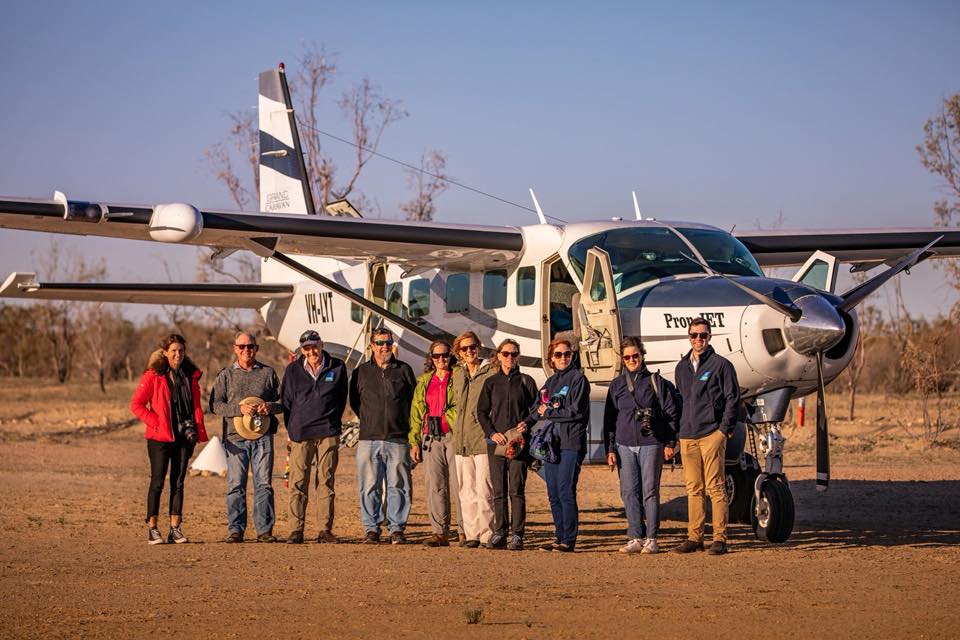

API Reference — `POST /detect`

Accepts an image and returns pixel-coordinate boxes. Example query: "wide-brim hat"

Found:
[233,396,269,440]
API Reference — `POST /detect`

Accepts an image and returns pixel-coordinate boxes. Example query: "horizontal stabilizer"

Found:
[0,272,293,308]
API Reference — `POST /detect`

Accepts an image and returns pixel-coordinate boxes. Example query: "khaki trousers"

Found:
[288,436,339,533]
[455,453,494,543]
[680,429,728,543]
[423,436,464,536]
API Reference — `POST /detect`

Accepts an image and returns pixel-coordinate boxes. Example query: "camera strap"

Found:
[624,370,661,415]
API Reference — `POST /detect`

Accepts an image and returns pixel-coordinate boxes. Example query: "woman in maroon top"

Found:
[409,340,459,546]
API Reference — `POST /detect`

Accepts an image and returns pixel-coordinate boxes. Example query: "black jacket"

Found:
[674,346,740,439]
[280,352,348,442]
[535,365,591,453]
[476,367,539,438]
[603,366,679,453]
[349,356,417,441]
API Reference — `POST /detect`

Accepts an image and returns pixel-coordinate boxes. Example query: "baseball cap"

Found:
[299,330,321,347]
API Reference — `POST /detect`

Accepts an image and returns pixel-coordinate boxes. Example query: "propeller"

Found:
[815,351,830,491]
[838,236,941,312]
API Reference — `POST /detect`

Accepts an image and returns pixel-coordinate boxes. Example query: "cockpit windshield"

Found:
[567,226,763,294]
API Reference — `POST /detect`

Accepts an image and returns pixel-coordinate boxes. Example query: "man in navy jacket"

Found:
[673,318,740,555]
[280,330,348,544]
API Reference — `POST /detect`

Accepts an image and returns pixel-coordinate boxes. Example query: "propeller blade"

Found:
[815,351,830,492]
[838,236,942,312]
[680,251,802,321]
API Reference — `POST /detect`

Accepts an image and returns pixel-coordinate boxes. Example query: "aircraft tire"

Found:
[725,454,759,524]
[751,475,795,543]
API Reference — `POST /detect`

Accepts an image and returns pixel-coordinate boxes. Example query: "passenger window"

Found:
[445,273,470,313]
[516,267,535,306]
[386,282,404,317]
[350,287,364,323]
[483,269,508,309]
[408,279,430,318]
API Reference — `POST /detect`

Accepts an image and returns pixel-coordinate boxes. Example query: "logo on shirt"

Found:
[699,371,712,382]
[322,371,336,382]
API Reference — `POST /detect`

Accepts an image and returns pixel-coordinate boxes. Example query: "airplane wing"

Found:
[0,272,294,308]
[735,228,960,267]
[0,195,524,272]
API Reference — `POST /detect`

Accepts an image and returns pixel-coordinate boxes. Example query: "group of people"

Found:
[130,317,739,555]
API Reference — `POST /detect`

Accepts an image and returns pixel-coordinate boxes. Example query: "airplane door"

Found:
[367,262,387,342]
[578,247,622,382]
[791,250,838,293]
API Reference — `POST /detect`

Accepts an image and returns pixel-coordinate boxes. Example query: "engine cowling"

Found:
[148,203,203,243]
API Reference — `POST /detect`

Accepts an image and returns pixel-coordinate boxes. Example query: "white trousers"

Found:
[455,453,495,543]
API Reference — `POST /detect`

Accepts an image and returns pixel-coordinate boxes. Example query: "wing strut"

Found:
[250,239,445,343]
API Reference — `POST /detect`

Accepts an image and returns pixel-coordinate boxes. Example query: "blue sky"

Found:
[1,1,958,315]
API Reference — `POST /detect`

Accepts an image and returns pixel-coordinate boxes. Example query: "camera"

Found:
[633,407,654,437]
[178,418,199,444]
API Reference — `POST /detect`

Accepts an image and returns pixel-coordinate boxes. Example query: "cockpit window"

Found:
[568,226,762,294]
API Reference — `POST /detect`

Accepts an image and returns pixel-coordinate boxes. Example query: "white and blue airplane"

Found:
[2,64,957,543]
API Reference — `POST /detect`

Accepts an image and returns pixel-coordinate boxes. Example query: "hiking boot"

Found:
[539,541,559,552]
[507,535,523,551]
[256,531,277,543]
[674,539,705,554]
[364,530,381,545]
[463,540,481,549]
[148,527,165,545]
[167,525,188,544]
[554,543,574,553]
[390,531,406,545]
[286,530,304,545]
[486,534,506,550]
[708,541,728,555]
[641,538,660,554]
[316,531,339,544]
[225,531,243,544]
[423,534,450,547]
[619,538,645,554]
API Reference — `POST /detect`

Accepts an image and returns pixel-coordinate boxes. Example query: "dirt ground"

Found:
[1,379,959,639]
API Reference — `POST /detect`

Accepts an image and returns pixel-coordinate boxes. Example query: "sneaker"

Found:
[507,535,523,551]
[390,531,406,545]
[225,531,243,544]
[463,540,481,549]
[423,534,450,547]
[674,539,705,554]
[554,543,574,553]
[316,531,339,544]
[147,527,165,545]
[167,525,188,544]
[486,534,506,550]
[256,531,277,543]
[619,538,645,554]
[364,530,381,545]
[286,530,304,545]
[708,541,728,555]
[539,541,559,552]
[641,538,660,554]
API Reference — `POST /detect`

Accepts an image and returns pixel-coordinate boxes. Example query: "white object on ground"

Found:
[190,436,228,476]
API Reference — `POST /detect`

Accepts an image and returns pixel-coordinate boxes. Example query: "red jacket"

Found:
[130,351,208,443]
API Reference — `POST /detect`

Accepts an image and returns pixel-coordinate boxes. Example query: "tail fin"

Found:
[258,64,316,215]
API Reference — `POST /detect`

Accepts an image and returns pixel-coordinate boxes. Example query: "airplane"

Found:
[2,63,958,544]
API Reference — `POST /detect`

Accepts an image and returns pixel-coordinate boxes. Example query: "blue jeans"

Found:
[224,435,275,535]
[544,448,585,546]
[617,443,664,540]
[356,439,412,533]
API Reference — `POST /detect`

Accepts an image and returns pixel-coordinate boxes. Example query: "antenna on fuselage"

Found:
[632,191,642,220]
[529,188,548,225]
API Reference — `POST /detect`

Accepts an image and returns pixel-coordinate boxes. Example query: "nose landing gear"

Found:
[750,422,796,543]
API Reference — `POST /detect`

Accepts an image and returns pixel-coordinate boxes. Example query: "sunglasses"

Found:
[373,339,395,346]
[431,352,451,360]
[688,332,710,340]
[552,351,573,359]
[235,344,258,350]
[622,353,641,362]
[459,343,479,352]
[499,351,520,358]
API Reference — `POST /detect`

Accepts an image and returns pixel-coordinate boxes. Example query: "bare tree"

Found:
[917,93,960,313]
[204,110,258,210]
[400,151,449,222]
[844,299,883,420]
[80,304,135,393]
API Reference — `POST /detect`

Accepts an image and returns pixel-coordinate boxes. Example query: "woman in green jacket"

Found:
[409,339,458,547]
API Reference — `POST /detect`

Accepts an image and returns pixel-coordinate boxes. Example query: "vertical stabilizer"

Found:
[258,64,316,215]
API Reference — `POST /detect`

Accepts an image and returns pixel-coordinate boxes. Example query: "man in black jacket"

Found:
[673,318,740,556]
[280,330,348,544]
[349,328,417,545]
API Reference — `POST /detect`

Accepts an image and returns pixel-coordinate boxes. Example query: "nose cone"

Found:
[783,294,845,355]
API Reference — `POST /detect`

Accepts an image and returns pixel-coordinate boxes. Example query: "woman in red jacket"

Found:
[130,334,208,545]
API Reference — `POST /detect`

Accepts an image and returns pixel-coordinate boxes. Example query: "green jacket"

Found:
[451,360,498,456]
[408,370,458,447]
